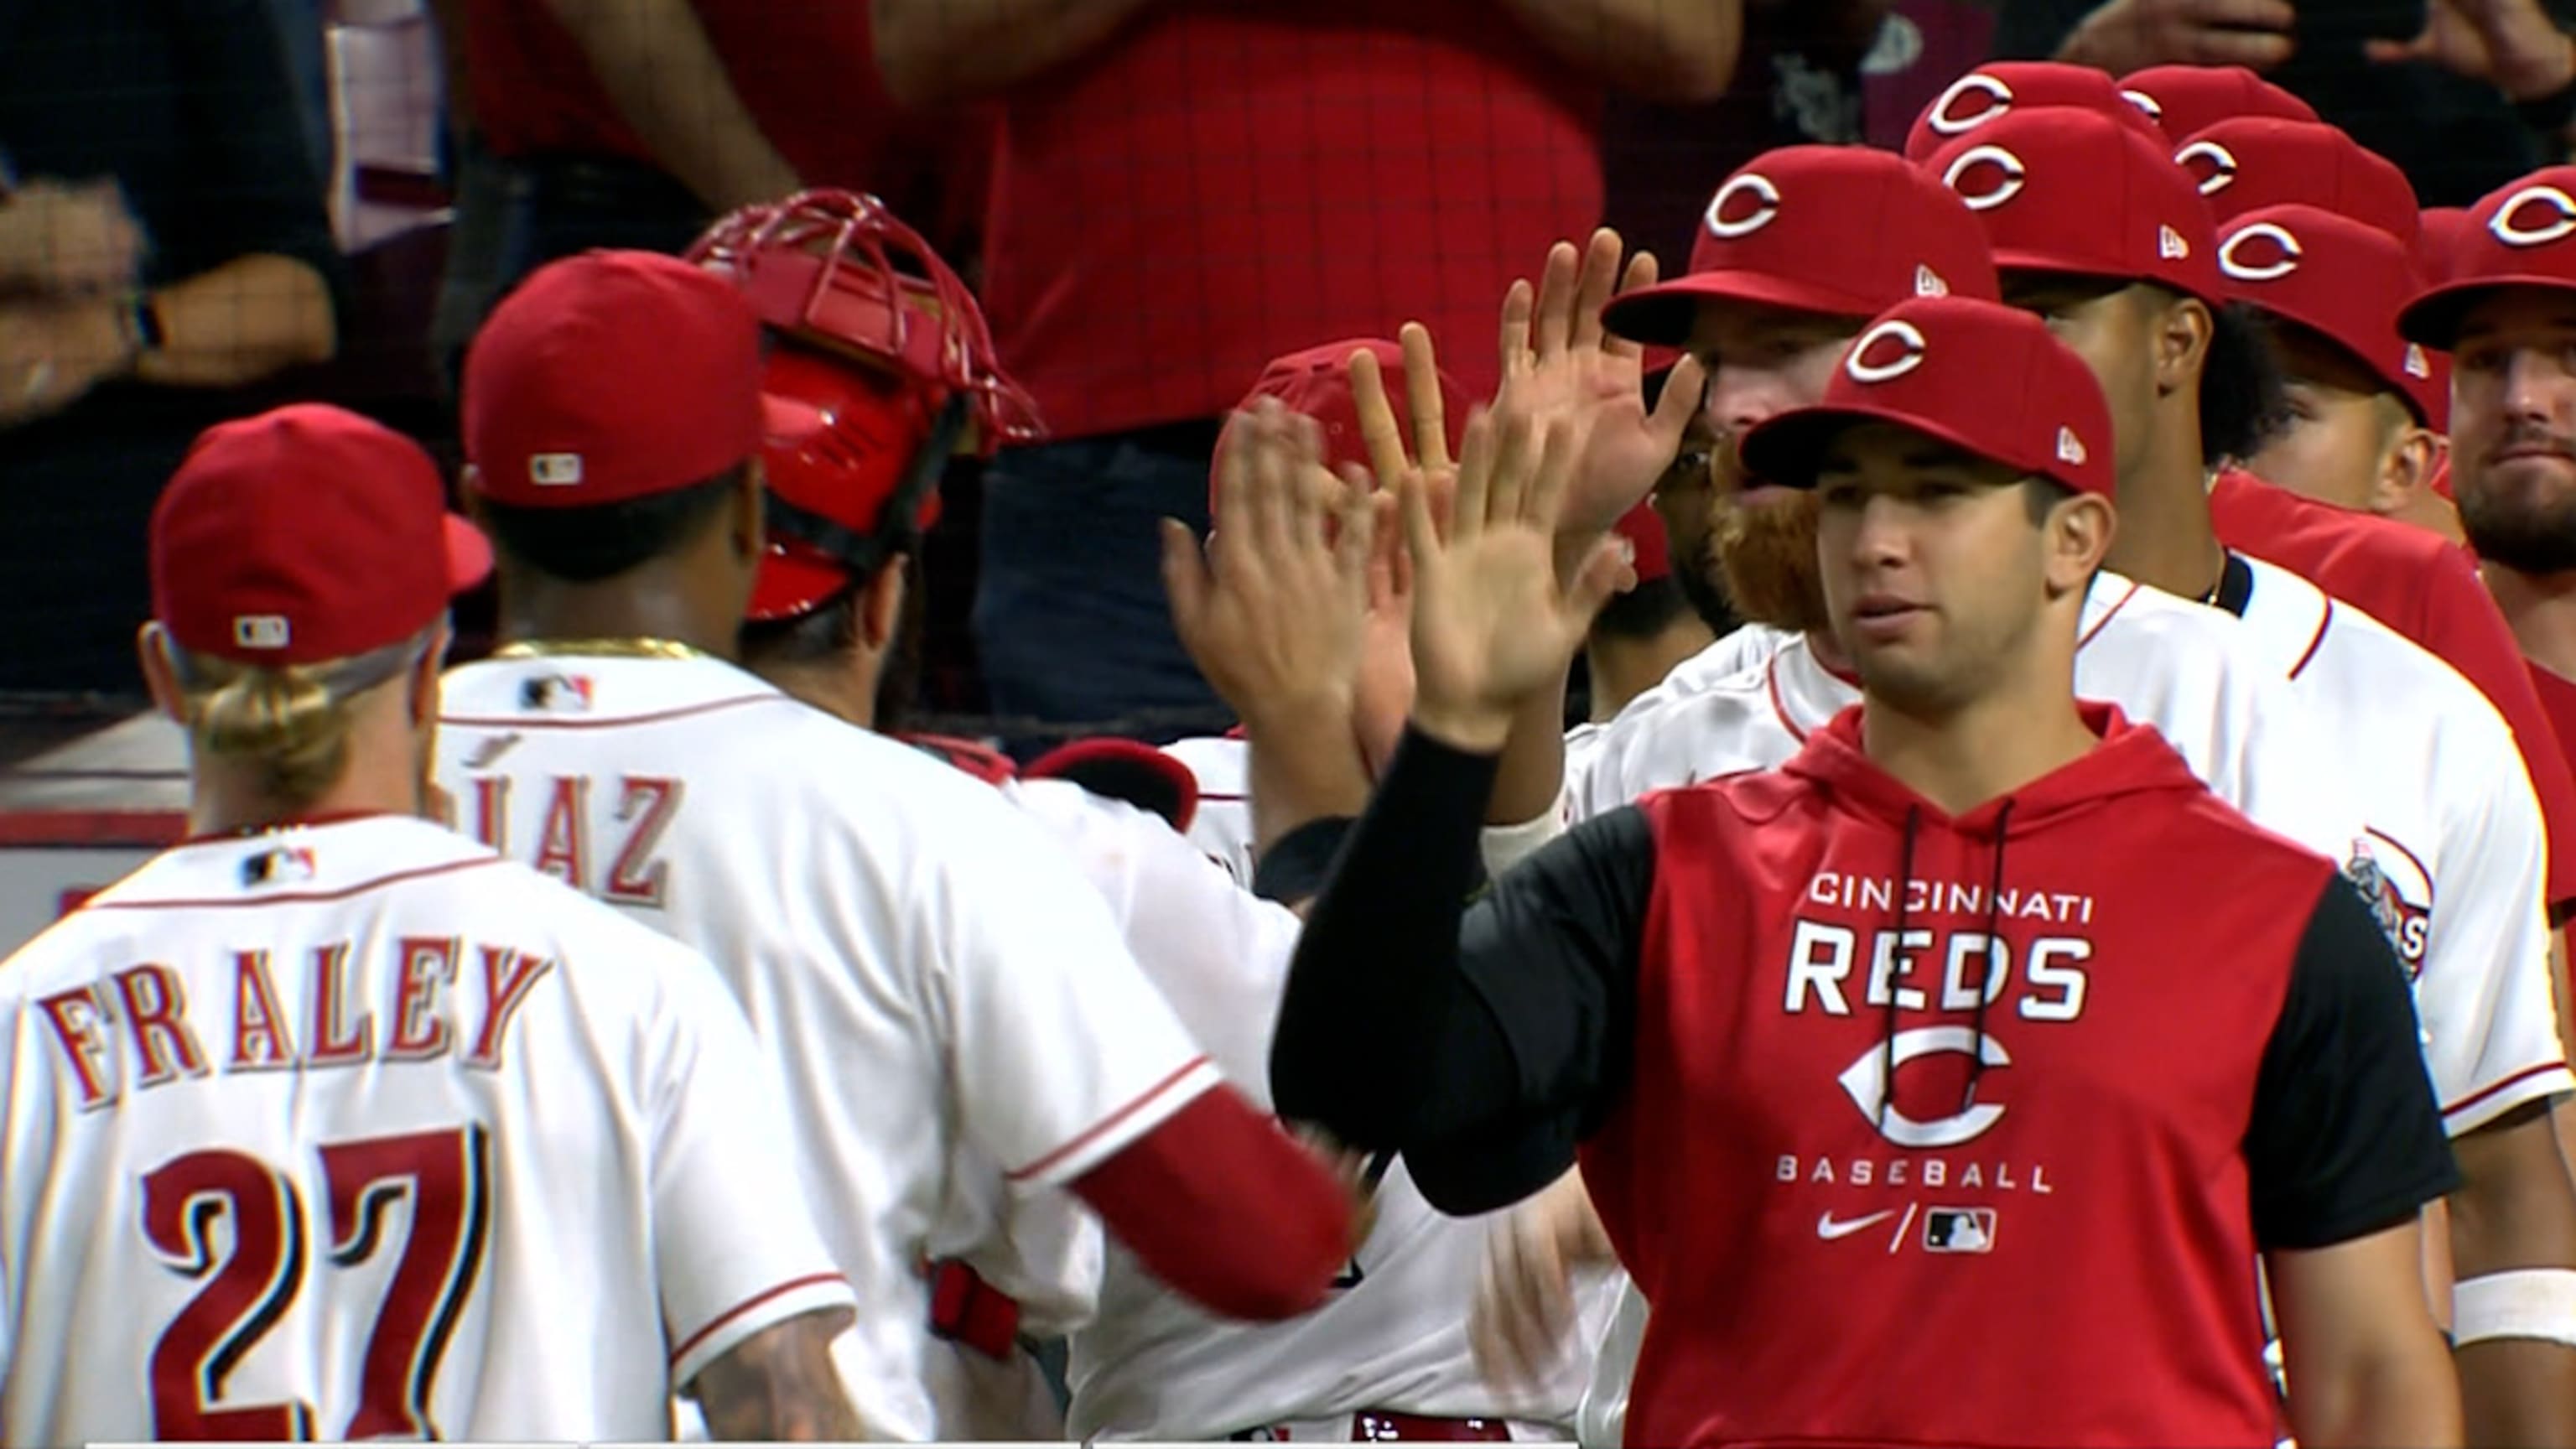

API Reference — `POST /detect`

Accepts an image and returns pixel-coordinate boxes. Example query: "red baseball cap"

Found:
[152,404,492,667]
[1613,501,1674,583]
[1741,295,2116,501]
[2218,205,2444,425]
[464,250,766,509]
[1900,61,2166,164]
[1210,338,1472,513]
[2414,207,2476,283]
[1926,107,2225,306]
[750,346,949,622]
[1602,147,2001,346]
[2401,169,2576,347]
[2116,65,2318,143]
[2174,119,2419,244]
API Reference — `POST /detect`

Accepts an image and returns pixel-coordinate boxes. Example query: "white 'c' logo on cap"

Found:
[2120,87,2162,121]
[2490,185,2576,248]
[1846,319,1931,385]
[234,615,290,650]
[2174,139,2238,196]
[2219,222,2303,283]
[1929,72,2014,135]
[1941,144,2027,212]
[1705,173,1784,240]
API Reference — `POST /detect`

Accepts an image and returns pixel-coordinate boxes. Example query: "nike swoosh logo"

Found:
[1816,1209,1896,1241]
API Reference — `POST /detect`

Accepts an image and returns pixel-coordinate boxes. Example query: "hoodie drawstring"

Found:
[1966,799,2014,1111]
[1880,804,1924,1134]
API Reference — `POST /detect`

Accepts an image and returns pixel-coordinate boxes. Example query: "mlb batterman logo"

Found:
[1846,319,1929,384]
[529,452,584,486]
[233,615,290,650]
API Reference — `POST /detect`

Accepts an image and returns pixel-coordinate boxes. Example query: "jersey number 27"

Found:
[140,1124,492,1440]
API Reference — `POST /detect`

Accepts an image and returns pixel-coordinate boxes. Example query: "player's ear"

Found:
[2370,418,2444,517]
[860,556,908,653]
[136,622,185,724]
[2042,488,2115,595]
[2152,292,2213,401]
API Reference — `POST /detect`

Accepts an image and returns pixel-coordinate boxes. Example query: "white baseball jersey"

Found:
[1075,762,1618,1441]
[0,814,848,1447]
[434,652,1223,1441]
[2220,554,2570,1131]
[1161,734,1254,887]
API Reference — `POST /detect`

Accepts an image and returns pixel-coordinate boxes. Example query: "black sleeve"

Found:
[2245,874,2463,1251]
[1269,728,1656,1212]
[1988,0,2102,60]
[167,0,348,305]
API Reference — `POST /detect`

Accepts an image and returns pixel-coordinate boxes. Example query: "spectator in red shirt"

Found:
[447,0,986,356]
[873,0,1747,737]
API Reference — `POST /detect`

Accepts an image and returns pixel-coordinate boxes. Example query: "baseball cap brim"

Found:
[444,514,494,594]
[1602,270,1889,346]
[2398,273,2576,349]
[1023,737,1200,832]
[1740,403,2057,495]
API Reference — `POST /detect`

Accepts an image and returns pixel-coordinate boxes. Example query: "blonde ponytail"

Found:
[174,631,430,809]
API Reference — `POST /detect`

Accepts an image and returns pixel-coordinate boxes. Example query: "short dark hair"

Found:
[1592,574,1697,642]
[2197,299,2290,469]
[479,465,745,584]
[2023,475,2070,525]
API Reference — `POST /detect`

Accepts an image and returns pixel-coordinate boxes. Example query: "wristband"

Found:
[2454,1268,2576,1348]
[1253,815,1357,903]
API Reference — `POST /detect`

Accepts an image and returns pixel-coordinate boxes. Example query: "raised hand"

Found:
[1495,229,1705,538]
[1162,397,1375,729]
[1400,406,1631,754]
[1470,1168,1614,1394]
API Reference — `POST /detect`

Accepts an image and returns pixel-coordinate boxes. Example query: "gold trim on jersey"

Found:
[488,637,715,662]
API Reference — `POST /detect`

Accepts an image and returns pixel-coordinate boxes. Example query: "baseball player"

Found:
[1271,295,2464,1448]
[1436,146,2375,1442]
[434,242,1356,1441]
[0,404,865,1446]
[693,197,1592,1442]
[1927,105,2576,1439]
[2218,203,2456,535]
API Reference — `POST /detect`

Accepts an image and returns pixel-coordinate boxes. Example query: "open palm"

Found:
[1401,408,1630,752]
[1496,230,1706,538]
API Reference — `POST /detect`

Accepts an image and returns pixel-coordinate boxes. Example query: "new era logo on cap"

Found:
[530,452,584,486]
[2158,226,2190,261]
[232,615,290,650]
[1914,264,1949,297]
[2056,426,2088,465]
[2405,342,2432,379]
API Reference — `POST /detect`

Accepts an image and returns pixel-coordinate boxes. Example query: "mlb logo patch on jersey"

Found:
[1924,1207,1997,1254]
[240,844,319,889]
[521,672,595,713]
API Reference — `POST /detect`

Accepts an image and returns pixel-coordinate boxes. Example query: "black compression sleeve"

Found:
[1270,727,1519,1148]
[2245,875,2463,1251]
